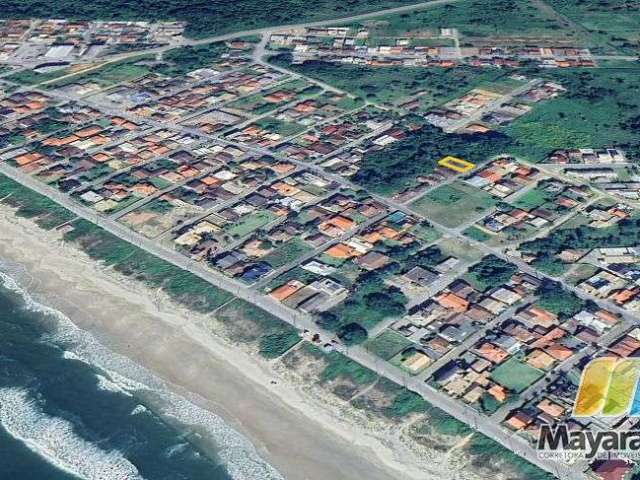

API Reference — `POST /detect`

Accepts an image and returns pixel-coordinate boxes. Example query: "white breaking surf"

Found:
[0,387,144,480]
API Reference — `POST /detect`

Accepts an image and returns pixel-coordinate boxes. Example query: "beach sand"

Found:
[0,206,496,480]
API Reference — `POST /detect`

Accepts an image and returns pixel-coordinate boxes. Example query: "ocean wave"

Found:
[159,394,285,480]
[95,373,134,397]
[0,268,284,480]
[131,405,148,416]
[0,387,143,480]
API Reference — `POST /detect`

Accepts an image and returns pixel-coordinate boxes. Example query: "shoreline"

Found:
[0,205,497,480]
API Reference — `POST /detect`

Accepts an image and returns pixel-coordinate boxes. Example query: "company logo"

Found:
[536,358,640,461]
[573,357,640,417]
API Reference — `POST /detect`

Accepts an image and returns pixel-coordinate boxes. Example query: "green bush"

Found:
[259,332,300,358]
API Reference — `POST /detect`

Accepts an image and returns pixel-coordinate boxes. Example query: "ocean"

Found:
[0,263,284,480]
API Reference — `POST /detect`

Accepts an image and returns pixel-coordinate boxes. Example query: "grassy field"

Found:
[366,330,414,360]
[463,226,492,243]
[512,186,551,210]
[0,174,77,229]
[5,67,75,86]
[490,358,545,393]
[255,117,306,137]
[153,42,229,76]
[216,299,300,357]
[354,0,574,40]
[270,55,505,106]
[261,238,312,268]
[65,219,233,311]
[43,56,154,89]
[547,0,640,54]
[505,67,640,162]
[224,211,276,239]
[410,182,498,228]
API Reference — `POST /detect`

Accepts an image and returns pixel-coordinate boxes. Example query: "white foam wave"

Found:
[0,387,143,480]
[95,373,133,397]
[0,268,284,480]
[131,405,148,416]
[159,394,285,480]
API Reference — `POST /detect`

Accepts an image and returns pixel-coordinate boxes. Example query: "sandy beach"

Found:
[0,205,500,480]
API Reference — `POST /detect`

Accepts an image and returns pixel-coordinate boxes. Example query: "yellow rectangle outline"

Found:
[438,156,475,173]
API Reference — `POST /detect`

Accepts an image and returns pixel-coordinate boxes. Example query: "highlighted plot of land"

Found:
[438,156,475,173]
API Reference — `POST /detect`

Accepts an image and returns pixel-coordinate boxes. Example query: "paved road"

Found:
[0,130,588,480]
[1,4,629,475]
[6,0,462,72]
[415,297,535,382]
[442,78,543,133]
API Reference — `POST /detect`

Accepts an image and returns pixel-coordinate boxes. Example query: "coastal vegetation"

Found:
[216,300,301,357]
[0,174,76,230]
[64,219,234,311]
[466,434,555,480]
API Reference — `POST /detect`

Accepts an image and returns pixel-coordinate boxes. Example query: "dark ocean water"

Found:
[0,267,282,480]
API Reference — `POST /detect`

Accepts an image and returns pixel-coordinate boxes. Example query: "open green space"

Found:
[1,0,426,38]
[465,254,517,292]
[254,117,306,137]
[223,211,276,239]
[354,0,573,39]
[153,42,229,76]
[44,56,154,89]
[354,123,514,195]
[511,186,553,211]
[463,225,492,243]
[366,330,414,360]
[5,67,74,86]
[261,237,312,268]
[506,67,640,162]
[490,357,544,393]
[0,174,77,230]
[270,54,505,106]
[547,0,640,55]
[216,299,300,357]
[411,181,498,228]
